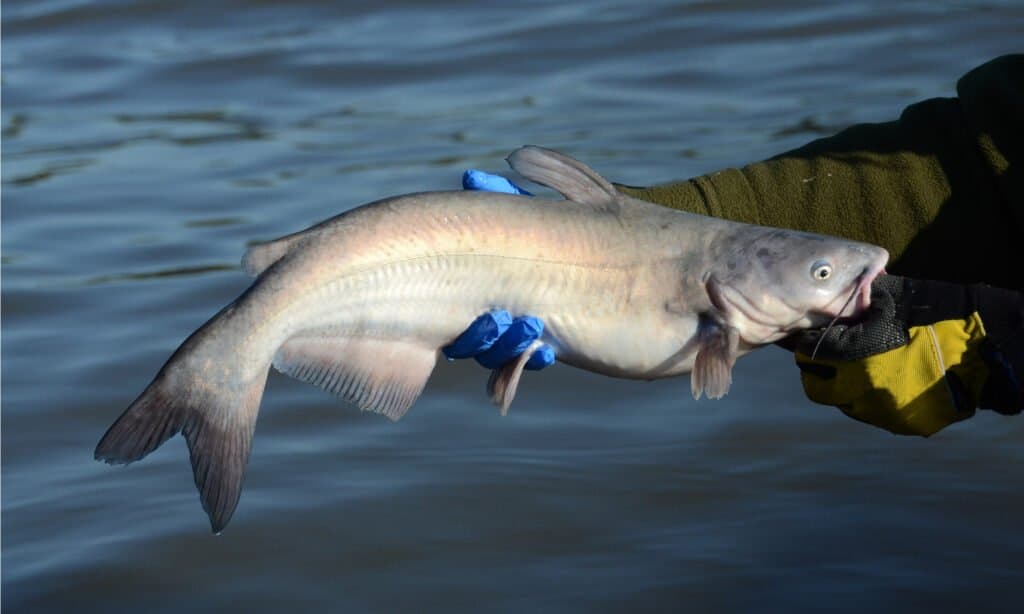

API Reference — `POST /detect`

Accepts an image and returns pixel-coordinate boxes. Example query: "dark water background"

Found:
[3,1,1023,611]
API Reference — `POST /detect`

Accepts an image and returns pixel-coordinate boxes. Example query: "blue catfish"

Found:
[96,147,888,532]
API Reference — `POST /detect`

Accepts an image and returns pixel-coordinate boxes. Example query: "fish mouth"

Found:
[851,251,889,315]
[831,250,888,321]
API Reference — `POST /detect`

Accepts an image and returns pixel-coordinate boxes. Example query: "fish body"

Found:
[96,147,888,532]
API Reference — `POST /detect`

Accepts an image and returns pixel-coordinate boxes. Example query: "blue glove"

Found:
[444,311,556,371]
[462,170,532,196]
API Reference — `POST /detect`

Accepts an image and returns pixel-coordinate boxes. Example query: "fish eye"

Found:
[811,260,833,281]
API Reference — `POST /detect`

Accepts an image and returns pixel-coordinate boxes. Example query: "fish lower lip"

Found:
[856,284,871,311]
[855,263,886,312]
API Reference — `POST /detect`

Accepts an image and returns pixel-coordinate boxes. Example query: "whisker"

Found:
[810,272,864,360]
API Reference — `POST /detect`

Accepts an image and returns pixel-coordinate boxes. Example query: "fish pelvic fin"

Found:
[273,336,437,421]
[691,317,740,400]
[486,340,544,415]
[506,146,620,209]
[95,365,267,534]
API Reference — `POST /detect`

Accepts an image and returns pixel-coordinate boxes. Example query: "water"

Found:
[3,1,1023,611]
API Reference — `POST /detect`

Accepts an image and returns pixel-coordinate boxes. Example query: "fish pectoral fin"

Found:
[691,321,740,400]
[273,335,438,421]
[506,146,620,211]
[486,340,545,416]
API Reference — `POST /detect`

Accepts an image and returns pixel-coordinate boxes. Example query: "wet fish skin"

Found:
[95,146,888,532]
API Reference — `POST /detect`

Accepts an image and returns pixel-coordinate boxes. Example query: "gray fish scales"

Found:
[95,146,888,532]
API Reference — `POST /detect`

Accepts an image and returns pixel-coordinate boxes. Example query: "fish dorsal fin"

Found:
[273,335,438,421]
[506,146,620,208]
[242,235,303,277]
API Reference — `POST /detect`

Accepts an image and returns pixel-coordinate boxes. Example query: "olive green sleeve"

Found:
[617,54,1023,291]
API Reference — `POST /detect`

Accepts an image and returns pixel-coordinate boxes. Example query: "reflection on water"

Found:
[83,264,238,286]
[771,115,845,139]
[113,110,269,145]
[184,217,247,228]
[3,113,29,138]
[5,158,95,187]
[3,0,1024,612]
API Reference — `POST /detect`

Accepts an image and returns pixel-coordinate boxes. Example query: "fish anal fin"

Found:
[506,146,620,210]
[691,319,739,400]
[486,340,544,415]
[273,335,437,421]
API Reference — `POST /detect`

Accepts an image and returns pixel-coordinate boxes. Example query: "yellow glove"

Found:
[791,275,1023,436]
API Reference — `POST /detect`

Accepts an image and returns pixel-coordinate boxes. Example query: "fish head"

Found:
[705,228,889,345]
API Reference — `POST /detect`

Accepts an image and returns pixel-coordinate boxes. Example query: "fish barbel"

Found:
[96,146,888,532]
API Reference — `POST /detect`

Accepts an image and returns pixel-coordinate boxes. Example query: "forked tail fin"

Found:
[95,362,267,533]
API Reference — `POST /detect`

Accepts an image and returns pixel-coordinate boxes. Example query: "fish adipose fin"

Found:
[95,368,268,534]
[486,340,545,415]
[506,146,620,209]
[691,318,740,400]
[273,336,437,421]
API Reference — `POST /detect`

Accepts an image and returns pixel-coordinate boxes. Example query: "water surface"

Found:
[4,1,1023,611]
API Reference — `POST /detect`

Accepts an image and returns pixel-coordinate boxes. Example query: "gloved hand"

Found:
[443,310,555,370]
[789,274,1023,436]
